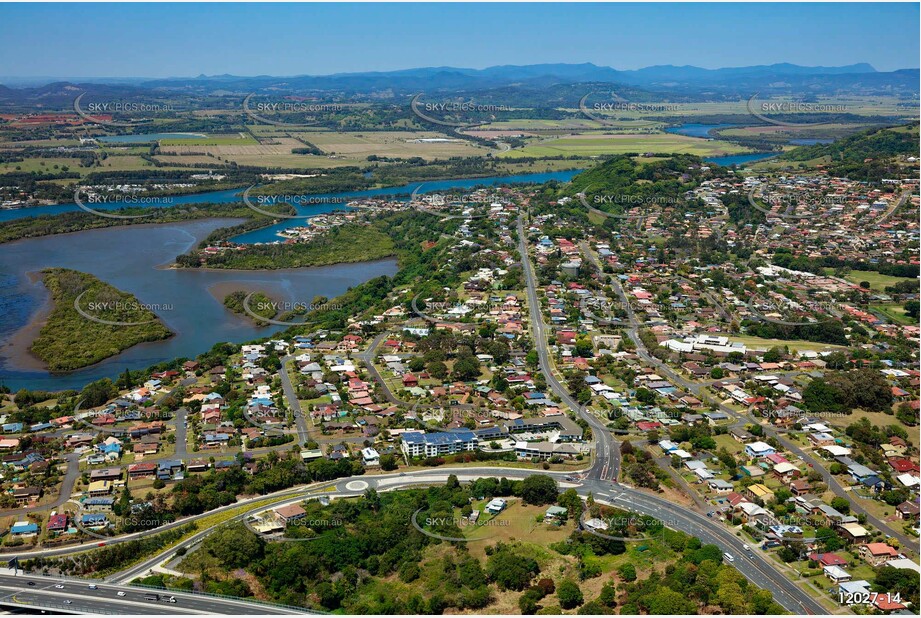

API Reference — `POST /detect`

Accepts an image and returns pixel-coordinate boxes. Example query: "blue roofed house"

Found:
[10,521,39,536]
[157,460,183,480]
[81,513,109,528]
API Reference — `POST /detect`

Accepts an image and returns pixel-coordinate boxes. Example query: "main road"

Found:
[518,215,619,481]
[581,240,915,551]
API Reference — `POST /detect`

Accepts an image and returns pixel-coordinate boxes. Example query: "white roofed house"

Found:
[485,498,507,514]
[361,447,380,466]
[823,565,852,583]
[744,441,775,458]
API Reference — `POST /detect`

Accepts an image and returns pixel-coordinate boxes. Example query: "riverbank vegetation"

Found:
[30,268,173,372]
[223,290,277,325]
[0,201,292,245]
[177,223,395,270]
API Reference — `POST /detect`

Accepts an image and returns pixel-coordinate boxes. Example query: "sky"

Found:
[0,3,918,79]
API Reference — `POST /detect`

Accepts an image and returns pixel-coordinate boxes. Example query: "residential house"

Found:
[858,542,899,567]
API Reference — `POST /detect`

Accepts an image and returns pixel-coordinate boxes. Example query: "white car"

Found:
[742,544,751,552]
[117,591,126,597]
[54,584,65,589]
[63,600,73,605]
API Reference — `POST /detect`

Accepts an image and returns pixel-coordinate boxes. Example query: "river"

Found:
[0,220,398,391]
[0,169,580,390]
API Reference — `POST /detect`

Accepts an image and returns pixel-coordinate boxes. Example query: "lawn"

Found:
[713,433,745,454]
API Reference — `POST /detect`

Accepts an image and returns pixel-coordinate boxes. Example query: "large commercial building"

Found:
[401,430,478,458]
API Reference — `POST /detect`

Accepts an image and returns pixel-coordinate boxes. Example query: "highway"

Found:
[0,572,308,614]
[4,463,828,614]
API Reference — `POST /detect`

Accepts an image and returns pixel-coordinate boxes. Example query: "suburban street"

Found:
[280,354,310,444]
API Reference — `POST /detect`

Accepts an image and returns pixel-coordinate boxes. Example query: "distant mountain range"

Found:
[1,62,917,107]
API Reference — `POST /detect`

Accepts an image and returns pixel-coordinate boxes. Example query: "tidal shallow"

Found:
[0,219,397,391]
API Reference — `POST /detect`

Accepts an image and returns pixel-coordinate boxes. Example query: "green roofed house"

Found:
[545,505,568,521]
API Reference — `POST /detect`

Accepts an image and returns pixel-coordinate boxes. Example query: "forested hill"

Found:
[564,154,710,214]
[780,123,919,182]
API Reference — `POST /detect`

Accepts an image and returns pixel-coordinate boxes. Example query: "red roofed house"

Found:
[47,514,69,532]
[888,457,920,474]
[808,552,848,567]
[858,542,899,567]
[873,596,907,612]
[128,462,158,479]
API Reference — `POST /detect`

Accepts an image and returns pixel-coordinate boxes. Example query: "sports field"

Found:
[843,269,916,292]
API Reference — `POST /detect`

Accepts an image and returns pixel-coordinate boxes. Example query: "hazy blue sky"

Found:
[1,3,917,78]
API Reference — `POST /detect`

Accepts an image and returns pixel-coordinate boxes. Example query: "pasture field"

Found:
[469,118,663,132]
[561,96,915,121]
[501,132,752,158]
[718,123,871,137]
[495,159,589,174]
[0,137,81,149]
[221,154,362,168]
[159,132,258,146]
[0,154,189,176]
[305,130,486,159]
